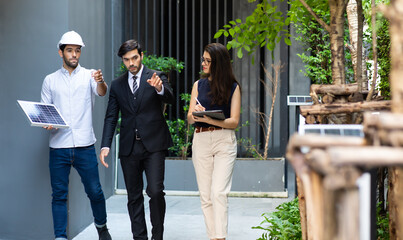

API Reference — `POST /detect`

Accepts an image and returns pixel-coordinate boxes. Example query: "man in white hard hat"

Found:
[41,31,112,240]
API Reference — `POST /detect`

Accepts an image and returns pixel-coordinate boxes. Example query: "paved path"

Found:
[73,194,289,240]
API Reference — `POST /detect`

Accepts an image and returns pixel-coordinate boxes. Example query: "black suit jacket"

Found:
[101,66,174,157]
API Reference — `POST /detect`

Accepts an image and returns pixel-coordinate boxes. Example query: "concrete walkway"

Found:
[73,194,289,240]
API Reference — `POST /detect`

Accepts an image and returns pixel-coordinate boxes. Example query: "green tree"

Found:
[363,0,391,99]
[214,0,291,63]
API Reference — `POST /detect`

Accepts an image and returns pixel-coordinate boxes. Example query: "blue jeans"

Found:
[49,145,107,239]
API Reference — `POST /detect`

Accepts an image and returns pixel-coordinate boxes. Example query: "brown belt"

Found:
[195,126,223,133]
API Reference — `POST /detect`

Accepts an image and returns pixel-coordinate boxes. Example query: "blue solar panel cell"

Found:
[17,100,69,128]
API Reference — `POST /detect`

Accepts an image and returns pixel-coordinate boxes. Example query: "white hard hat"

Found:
[57,31,85,49]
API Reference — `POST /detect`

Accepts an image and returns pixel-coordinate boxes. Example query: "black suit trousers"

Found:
[120,139,166,240]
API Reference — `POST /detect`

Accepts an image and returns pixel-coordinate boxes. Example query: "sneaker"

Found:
[96,225,112,240]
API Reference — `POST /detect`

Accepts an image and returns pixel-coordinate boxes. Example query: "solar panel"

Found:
[287,95,313,106]
[17,100,69,128]
[299,124,363,137]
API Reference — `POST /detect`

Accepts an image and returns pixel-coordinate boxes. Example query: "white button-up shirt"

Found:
[127,64,164,95]
[41,64,104,148]
[128,65,144,92]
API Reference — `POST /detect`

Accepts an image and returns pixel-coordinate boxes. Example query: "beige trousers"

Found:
[192,129,237,239]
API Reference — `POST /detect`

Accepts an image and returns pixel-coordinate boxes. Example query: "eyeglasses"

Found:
[201,57,211,65]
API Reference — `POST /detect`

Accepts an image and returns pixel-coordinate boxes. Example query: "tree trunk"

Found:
[380,0,403,238]
[386,1,403,113]
[346,0,365,92]
[366,0,379,101]
[329,0,348,85]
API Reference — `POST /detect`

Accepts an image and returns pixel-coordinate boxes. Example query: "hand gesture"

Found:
[92,69,104,83]
[147,72,163,92]
[99,148,110,168]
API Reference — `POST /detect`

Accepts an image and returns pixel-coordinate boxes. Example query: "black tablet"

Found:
[192,110,225,120]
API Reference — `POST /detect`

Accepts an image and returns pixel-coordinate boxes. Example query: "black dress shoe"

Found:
[96,225,112,240]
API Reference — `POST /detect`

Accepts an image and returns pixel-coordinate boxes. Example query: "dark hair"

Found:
[201,43,240,105]
[117,39,142,58]
[59,44,82,52]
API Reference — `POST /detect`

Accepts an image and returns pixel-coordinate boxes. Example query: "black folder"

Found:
[192,110,225,120]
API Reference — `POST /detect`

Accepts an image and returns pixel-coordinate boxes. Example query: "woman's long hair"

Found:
[201,43,241,105]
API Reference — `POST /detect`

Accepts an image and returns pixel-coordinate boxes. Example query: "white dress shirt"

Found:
[128,65,164,95]
[41,64,104,148]
[128,65,143,93]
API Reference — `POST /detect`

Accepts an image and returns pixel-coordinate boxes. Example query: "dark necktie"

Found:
[132,75,138,94]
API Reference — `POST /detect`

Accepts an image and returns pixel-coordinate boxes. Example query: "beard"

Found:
[63,55,79,69]
[129,65,141,75]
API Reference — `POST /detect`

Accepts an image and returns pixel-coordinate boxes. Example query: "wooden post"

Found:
[299,100,391,116]
[380,0,403,237]
[336,188,360,240]
[388,167,403,240]
[301,171,325,240]
[296,176,308,240]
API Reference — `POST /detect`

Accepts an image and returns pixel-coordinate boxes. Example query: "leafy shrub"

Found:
[252,198,301,240]
[376,201,389,240]
[166,93,194,159]
[142,54,184,74]
[116,54,184,76]
[253,198,390,240]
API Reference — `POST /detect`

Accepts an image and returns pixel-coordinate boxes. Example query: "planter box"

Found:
[116,157,286,196]
[232,158,285,193]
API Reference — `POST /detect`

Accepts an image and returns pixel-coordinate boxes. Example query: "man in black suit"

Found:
[99,39,174,240]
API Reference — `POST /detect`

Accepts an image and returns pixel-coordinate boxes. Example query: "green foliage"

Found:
[375,20,391,99]
[142,54,184,74]
[115,62,128,77]
[115,54,184,77]
[252,198,390,240]
[291,1,356,84]
[294,18,332,84]
[363,0,391,99]
[376,201,389,239]
[213,0,390,89]
[291,0,390,89]
[214,0,291,63]
[166,93,194,159]
[362,0,390,24]
[252,198,302,240]
[291,2,331,84]
[213,0,353,83]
